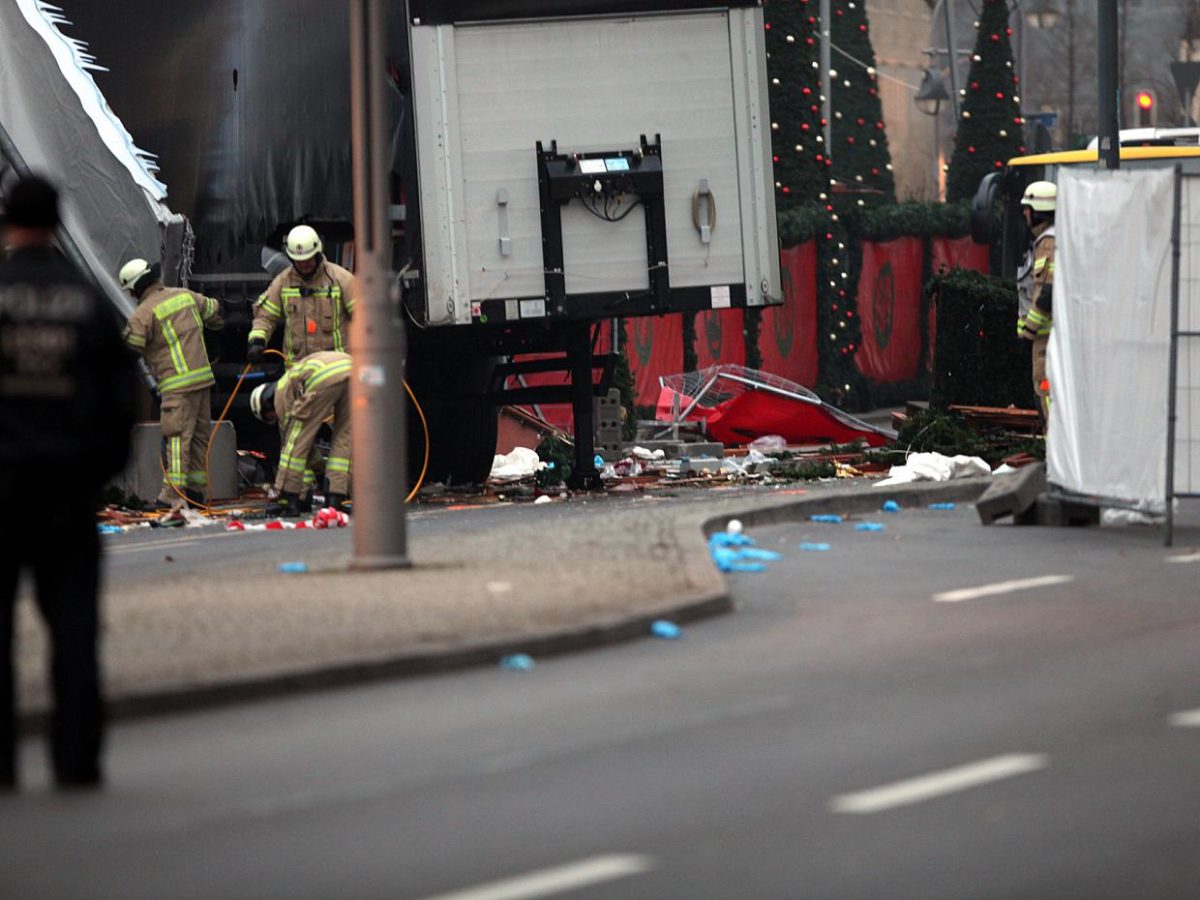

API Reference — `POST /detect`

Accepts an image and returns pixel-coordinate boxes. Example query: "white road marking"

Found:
[933,574,1074,603]
[418,854,655,900]
[1168,708,1200,727]
[828,753,1049,815]
[1166,552,1200,564]
[106,533,235,555]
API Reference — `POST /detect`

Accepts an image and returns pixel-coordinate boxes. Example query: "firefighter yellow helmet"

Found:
[285,224,323,262]
[249,382,276,421]
[1020,181,1057,213]
[118,258,152,291]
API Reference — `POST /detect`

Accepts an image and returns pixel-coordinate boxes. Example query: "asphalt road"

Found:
[4,500,1200,898]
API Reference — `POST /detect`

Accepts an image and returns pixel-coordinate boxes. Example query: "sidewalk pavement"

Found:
[16,478,993,726]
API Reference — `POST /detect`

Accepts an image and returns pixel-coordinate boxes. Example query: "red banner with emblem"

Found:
[931,235,990,276]
[854,236,924,384]
[758,242,819,388]
[694,308,745,370]
[627,314,684,408]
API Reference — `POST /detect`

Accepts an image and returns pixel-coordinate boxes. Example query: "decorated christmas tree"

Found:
[946,0,1026,203]
[829,0,895,208]
[764,0,831,210]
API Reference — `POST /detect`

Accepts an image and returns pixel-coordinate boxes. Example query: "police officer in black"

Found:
[0,174,137,790]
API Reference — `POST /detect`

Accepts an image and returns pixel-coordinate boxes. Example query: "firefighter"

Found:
[1,174,137,789]
[1016,180,1056,421]
[246,225,354,366]
[249,350,352,516]
[119,258,224,506]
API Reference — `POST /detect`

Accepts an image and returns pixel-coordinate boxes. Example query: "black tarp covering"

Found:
[61,1,409,269]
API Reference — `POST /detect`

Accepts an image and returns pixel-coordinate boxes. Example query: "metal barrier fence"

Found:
[1167,169,1200,546]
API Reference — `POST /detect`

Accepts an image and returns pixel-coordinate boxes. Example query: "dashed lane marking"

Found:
[1167,552,1200,564]
[106,533,237,555]
[829,753,1050,815]
[1169,708,1200,727]
[933,574,1074,604]
[417,854,655,900]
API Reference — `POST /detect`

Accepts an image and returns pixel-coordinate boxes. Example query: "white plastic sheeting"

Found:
[1175,176,1200,498]
[1047,168,1176,509]
[0,0,173,316]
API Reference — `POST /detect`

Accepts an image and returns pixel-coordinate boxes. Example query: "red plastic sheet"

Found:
[705,390,889,447]
[931,235,990,276]
[627,315,684,408]
[693,308,745,370]
[854,237,924,384]
[759,242,819,387]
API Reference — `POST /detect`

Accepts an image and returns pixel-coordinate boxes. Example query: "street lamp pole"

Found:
[941,0,961,120]
[348,0,410,568]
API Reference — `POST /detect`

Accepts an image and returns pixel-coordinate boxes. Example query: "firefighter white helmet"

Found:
[285,224,323,262]
[118,258,152,292]
[1020,181,1057,213]
[249,382,276,421]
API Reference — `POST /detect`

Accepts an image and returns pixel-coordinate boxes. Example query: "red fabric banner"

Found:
[694,308,745,371]
[759,242,819,388]
[854,236,924,384]
[627,314,684,408]
[931,235,990,277]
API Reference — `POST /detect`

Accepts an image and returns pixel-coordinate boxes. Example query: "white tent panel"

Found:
[1047,168,1176,508]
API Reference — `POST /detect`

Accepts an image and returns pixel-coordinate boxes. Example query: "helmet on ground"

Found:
[119,258,152,292]
[1020,181,1057,213]
[285,224,323,262]
[250,382,277,421]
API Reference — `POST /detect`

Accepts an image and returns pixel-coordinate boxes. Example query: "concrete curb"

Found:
[22,477,992,730]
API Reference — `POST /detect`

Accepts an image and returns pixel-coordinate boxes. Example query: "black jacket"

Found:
[0,246,137,487]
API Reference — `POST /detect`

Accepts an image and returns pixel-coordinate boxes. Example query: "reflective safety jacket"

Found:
[272,350,353,422]
[249,261,355,363]
[123,283,223,393]
[1017,223,1055,340]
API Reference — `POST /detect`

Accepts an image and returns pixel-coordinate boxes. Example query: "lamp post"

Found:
[1011,0,1062,147]
[915,67,951,199]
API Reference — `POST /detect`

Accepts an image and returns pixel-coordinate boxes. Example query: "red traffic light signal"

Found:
[1135,90,1155,127]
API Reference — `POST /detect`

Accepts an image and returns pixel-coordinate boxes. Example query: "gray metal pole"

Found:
[349,0,409,568]
[820,0,832,154]
[942,0,961,120]
[1164,166,1183,547]
[1097,0,1120,169]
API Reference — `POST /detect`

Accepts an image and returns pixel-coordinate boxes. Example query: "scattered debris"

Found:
[854,522,886,532]
[649,619,682,639]
[874,452,991,488]
[881,500,901,513]
[490,446,547,481]
[499,653,535,671]
[799,542,831,551]
[928,502,957,510]
[277,561,308,573]
[810,514,843,524]
[533,495,553,505]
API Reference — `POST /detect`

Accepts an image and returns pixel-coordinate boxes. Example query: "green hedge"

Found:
[928,268,1036,410]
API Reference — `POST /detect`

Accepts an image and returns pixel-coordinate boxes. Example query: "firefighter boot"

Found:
[185,489,206,506]
[298,492,314,514]
[266,491,303,518]
[326,493,351,514]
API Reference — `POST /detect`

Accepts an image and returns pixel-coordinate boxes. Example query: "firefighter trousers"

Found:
[276,382,351,495]
[159,387,212,503]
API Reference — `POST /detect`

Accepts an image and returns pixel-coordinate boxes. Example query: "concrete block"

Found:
[976,462,1046,525]
[115,421,238,503]
[594,389,623,456]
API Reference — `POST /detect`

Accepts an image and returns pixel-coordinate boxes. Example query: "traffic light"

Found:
[1135,90,1155,128]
